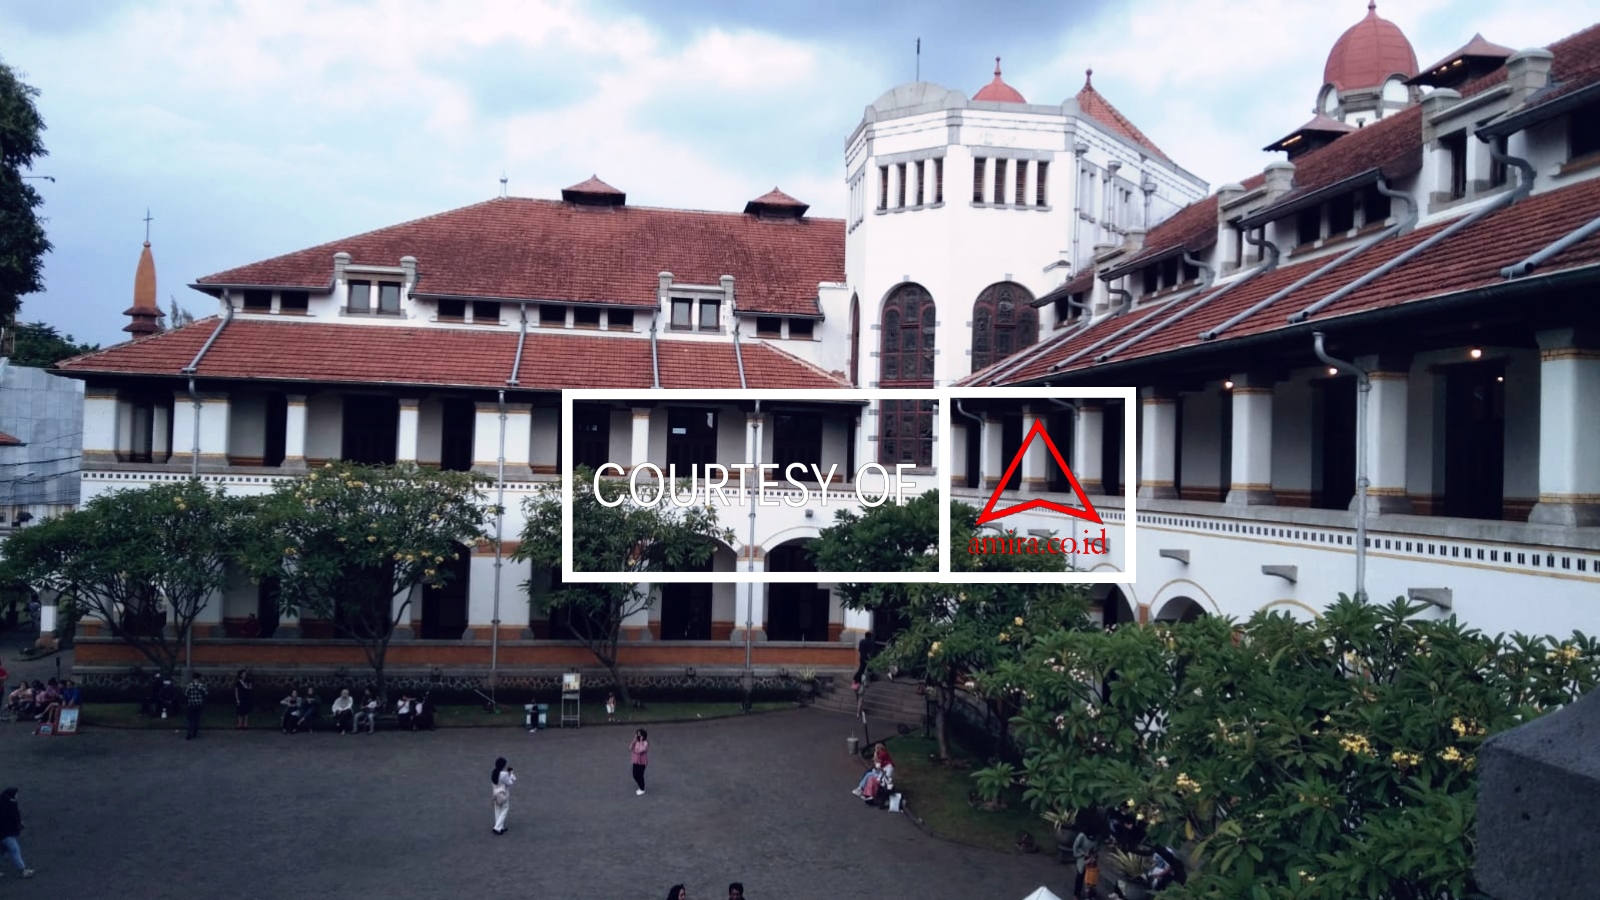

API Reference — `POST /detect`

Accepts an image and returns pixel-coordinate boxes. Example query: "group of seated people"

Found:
[5,677,80,723]
[139,674,181,718]
[281,687,435,734]
[849,742,896,808]
[1070,806,1186,898]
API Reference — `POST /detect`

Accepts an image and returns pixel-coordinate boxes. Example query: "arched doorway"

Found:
[765,540,829,642]
[420,545,472,639]
[659,539,726,641]
[1098,586,1135,629]
[1154,596,1206,623]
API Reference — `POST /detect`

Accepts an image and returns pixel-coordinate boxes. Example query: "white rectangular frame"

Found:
[559,387,1136,585]
[560,388,943,583]
[940,386,1137,585]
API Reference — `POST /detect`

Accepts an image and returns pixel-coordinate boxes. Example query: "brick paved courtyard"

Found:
[0,705,1063,900]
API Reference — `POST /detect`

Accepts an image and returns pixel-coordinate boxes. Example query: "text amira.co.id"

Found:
[591,462,917,509]
[968,530,1109,556]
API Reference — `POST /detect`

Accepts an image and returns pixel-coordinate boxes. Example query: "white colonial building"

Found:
[959,12,1600,640]
[48,6,1600,675]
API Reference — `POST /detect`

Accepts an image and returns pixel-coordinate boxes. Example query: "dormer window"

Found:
[349,279,402,316]
[438,299,466,321]
[1488,135,1508,188]
[1327,192,1356,235]
[608,310,635,331]
[540,304,566,327]
[789,319,814,339]
[572,306,600,329]
[242,290,272,312]
[1571,103,1600,163]
[281,291,309,314]
[1441,130,1468,200]
[756,317,783,338]
[1296,207,1322,247]
[473,301,502,324]
[669,298,721,333]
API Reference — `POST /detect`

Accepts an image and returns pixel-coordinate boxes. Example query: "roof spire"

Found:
[1368,0,1377,13]
[1085,67,1094,88]
[995,56,1002,77]
[124,218,165,336]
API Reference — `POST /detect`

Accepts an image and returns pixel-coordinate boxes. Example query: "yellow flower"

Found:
[425,569,436,577]
[1175,773,1201,795]
[928,641,942,657]
[284,547,298,556]
[1440,746,1463,762]
[998,633,1010,643]
[1339,734,1373,756]
[1013,616,1024,627]
[367,535,377,542]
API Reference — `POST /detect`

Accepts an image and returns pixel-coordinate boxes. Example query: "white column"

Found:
[841,606,872,642]
[734,559,767,643]
[622,586,653,641]
[284,394,309,469]
[1074,402,1105,494]
[473,401,533,480]
[502,402,533,480]
[82,389,119,466]
[1529,328,1600,526]
[630,408,652,471]
[1021,406,1050,491]
[1357,355,1412,513]
[172,392,231,469]
[1138,388,1179,500]
[392,584,414,641]
[981,415,1005,491]
[396,397,421,463]
[1227,374,1276,505]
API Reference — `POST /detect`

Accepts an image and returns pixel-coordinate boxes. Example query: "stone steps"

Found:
[811,679,929,731]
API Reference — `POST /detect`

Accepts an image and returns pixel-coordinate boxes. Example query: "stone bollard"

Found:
[1476,688,1600,900]
[848,736,859,757]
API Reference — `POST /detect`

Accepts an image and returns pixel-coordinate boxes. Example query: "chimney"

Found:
[1262,162,1295,200]
[1504,48,1555,105]
[1123,228,1146,254]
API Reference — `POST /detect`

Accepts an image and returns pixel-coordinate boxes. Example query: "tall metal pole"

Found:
[491,389,507,698]
[1313,332,1369,602]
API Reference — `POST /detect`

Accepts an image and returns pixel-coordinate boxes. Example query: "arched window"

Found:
[970,282,1038,373]
[878,284,936,467]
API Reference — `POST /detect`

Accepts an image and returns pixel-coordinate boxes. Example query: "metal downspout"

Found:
[744,400,761,701]
[1072,143,1088,271]
[1502,213,1600,278]
[508,302,528,385]
[181,301,236,477]
[1244,226,1280,271]
[953,400,985,489]
[1288,180,1528,324]
[1313,333,1368,603]
[492,389,507,689]
[1094,262,1268,364]
[1202,217,1406,340]
[1048,281,1194,372]
[649,310,661,389]
[732,305,748,390]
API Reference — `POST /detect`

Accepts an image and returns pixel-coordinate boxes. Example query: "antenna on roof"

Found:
[499,172,508,199]
[916,37,921,82]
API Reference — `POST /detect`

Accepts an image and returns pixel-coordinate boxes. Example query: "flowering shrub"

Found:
[988,596,1600,899]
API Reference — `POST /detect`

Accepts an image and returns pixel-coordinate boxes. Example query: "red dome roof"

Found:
[974,57,1026,103]
[1323,2,1418,91]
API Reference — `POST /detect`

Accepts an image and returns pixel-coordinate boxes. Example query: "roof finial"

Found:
[1085,67,1094,88]
[995,56,1002,77]
[143,208,153,245]
[1368,0,1377,12]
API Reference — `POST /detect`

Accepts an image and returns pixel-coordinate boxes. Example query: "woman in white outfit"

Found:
[491,757,516,835]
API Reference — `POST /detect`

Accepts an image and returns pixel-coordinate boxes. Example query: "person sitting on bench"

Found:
[331,689,355,734]
[396,694,416,731]
[353,688,380,734]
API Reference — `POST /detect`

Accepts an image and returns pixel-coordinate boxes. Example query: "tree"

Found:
[164,297,194,330]
[246,462,492,699]
[0,59,51,323]
[514,466,732,705]
[811,491,1093,759]
[0,480,259,675]
[993,597,1600,900]
[9,321,96,367]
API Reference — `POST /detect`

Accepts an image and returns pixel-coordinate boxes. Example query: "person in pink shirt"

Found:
[631,729,650,795]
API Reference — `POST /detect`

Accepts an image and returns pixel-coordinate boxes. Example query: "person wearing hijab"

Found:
[0,788,33,879]
[331,689,355,734]
[665,885,687,900]
[491,757,517,835]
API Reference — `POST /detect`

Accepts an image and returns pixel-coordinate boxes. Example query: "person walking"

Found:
[630,729,650,795]
[0,788,34,879]
[852,631,875,688]
[184,672,207,740]
[491,757,516,835]
[233,669,254,730]
[665,885,686,900]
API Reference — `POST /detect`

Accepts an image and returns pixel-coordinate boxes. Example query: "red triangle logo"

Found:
[974,419,1104,527]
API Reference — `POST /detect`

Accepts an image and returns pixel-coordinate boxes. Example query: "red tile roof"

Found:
[0,431,22,447]
[1322,2,1419,91]
[54,320,848,391]
[1498,23,1600,113]
[974,58,1027,104]
[1076,72,1168,160]
[1104,195,1221,274]
[1412,32,1515,83]
[195,197,845,317]
[744,188,810,217]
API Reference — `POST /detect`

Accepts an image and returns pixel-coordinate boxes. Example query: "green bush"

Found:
[991,596,1600,899]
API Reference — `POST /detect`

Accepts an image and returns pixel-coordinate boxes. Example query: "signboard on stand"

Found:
[54,707,79,735]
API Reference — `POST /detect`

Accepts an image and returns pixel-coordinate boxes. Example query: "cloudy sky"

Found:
[5,0,1596,348]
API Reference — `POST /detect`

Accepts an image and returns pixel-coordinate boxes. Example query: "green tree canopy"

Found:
[812,492,1093,758]
[0,480,263,675]
[515,466,732,705]
[991,597,1600,900]
[9,321,96,367]
[245,462,492,698]
[0,59,51,322]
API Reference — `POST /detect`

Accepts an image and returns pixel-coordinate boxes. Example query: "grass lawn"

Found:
[883,734,1049,856]
[80,700,794,731]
